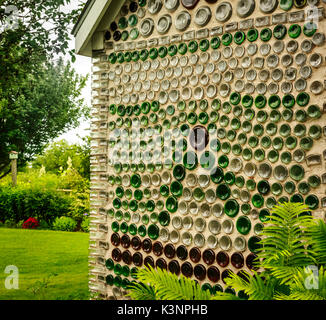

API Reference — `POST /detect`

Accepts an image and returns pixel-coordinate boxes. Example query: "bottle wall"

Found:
[89,0,326,299]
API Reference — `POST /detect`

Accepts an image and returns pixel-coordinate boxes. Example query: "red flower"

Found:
[22,217,39,229]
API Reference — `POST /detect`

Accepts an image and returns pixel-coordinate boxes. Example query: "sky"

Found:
[55,1,93,145]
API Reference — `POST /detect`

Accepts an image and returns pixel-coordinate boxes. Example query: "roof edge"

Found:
[72,0,96,36]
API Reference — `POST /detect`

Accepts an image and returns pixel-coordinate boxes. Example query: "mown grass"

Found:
[0,228,89,300]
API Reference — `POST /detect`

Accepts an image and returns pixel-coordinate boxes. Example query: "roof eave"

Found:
[73,0,115,57]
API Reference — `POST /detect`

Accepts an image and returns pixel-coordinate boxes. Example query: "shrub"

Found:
[22,217,39,229]
[52,216,77,232]
[4,220,16,228]
[81,217,90,232]
[38,220,50,230]
[0,186,74,225]
[16,220,25,228]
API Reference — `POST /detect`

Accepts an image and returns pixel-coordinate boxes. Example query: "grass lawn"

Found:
[0,228,89,300]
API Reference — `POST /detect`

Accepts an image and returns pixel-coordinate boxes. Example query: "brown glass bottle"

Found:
[132,252,143,267]
[156,258,167,270]
[111,233,120,247]
[121,234,130,248]
[231,252,244,269]
[131,236,142,250]
[237,270,248,282]
[189,247,201,263]
[207,266,220,283]
[216,251,229,267]
[176,245,188,260]
[202,249,215,265]
[181,262,193,278]
[181,0,199,9]
[142,238,152,253]
[168,260,181,275]
[144,256,155,269]
[122,250,132,265]
[190,125,209,151]
[112,248,122,262]
[164,244,176,259]
[221,269,234,284]
[153,242,163,256]
[194,264,206,281]
[246,253,259,270]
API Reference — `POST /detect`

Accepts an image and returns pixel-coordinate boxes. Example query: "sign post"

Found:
[9,151,18,187]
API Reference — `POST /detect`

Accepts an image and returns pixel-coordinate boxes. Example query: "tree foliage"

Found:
[0,1,89,177]
[32,138,90,180]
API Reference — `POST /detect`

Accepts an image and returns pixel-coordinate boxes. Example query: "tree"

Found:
[32,138,91,180]
[0,1,89,177]
[0,58,89,178]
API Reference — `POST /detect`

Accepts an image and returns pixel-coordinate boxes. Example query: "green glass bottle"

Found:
[105,258,114,270]
[109,52,117,64]
[170,181,183,197]
[168,44,177,56]
[273,24,287,40]
[222,33,232,46]
[130,28,139,40]
[288,24,301,38]
[230,92,241,105]
[296,92,310,107]
[234,31,246,45]
[236,216,251,235]
[260,28,272,42]
[131,173,141,188]
[188,40,198,53]
[210,37,220,49]
[121,30,129,41]
[303,21,317,37]
[218,155,229,168]
[216,184,231,200]
[183,151,198,170]
[117,52,125,63]
[268,95,281,109]
[158,46,168,58]
[255,95,267,109]
[178,43,187,55]
[128,14,138,27]
[166,196,178,213]
[158,210,170,227]
[224,199,239,217]
[251,193,264,208]
[211,167,224,184]
[147,224,159,240]
[280,0,293,11]
[247,28,258,42]
[199,39,209,52]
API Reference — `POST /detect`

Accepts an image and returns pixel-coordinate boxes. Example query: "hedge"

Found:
[0,186,74,224]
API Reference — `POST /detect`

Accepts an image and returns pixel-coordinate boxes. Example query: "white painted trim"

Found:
[74,0,113,57]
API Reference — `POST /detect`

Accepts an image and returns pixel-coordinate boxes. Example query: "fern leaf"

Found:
[135,266,212,300]
[127,282,157,300]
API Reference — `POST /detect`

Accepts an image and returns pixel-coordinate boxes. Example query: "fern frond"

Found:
[274,266,326,300]
[222,270,278,300]
[127,282,157,300]
[305,219,326,264]
[258,202,315,268]
[135,266,212,300]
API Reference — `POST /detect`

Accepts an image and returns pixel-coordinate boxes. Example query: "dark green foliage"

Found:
[0,186,73,224]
